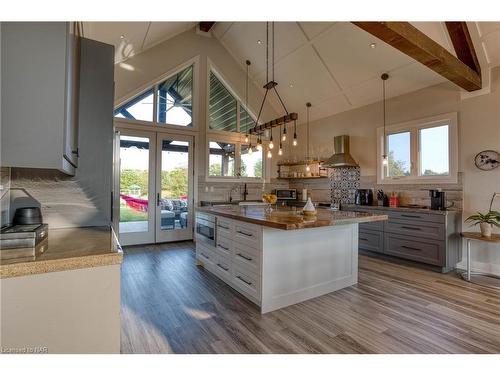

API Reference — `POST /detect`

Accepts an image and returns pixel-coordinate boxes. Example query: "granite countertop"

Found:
[196,206,388,230]
[342,204,461,215]
[0,226,123,279]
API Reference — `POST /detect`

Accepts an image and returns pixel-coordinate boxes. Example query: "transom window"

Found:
[114,65,194,127]
[377,113,458,184]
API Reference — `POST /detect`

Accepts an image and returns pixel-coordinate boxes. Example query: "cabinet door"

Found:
[63,22,80,168]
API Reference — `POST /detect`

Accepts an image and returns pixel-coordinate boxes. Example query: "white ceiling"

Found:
[82,22,196,63]
[84,21,500,123]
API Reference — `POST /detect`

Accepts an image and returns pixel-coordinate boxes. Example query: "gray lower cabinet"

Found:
[1,22,81,175]
[351,206,461,272]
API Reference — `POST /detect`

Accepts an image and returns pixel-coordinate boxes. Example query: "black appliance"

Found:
[355,189,373,206]
[429,189,446,210]
[13,207,43,225]
[274,189,297,200]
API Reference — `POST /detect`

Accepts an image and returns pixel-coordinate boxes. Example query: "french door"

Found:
[115,129,194,246]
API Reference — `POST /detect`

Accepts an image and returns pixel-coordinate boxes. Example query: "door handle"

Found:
[157,193,160,207]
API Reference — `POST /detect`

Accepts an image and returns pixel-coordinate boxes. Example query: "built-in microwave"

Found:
[274,189,297,200]
[195,213,216,247]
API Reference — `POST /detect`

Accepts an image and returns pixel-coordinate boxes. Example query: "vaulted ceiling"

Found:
[84,21,500,123]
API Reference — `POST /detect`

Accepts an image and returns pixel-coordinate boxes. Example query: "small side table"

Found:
[460,232,500,289]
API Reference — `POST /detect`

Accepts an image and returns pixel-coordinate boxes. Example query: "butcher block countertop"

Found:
[196,206,388,230]
[0,226,123,279]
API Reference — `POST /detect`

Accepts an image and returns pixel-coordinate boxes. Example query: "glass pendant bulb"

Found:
[267,149,272,159]
[244,134,249,143]
[269,140,274,149]
[306,164,310,172]
[282,126,287,141]
[382,154,388,166]
[248,144,253,154]
[278,147,283,156]
[293,133,298,146]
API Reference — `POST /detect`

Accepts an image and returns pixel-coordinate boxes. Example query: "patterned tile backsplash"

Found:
[329,167,360,205]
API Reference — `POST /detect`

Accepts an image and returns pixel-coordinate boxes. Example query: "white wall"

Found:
[287,67,500,275]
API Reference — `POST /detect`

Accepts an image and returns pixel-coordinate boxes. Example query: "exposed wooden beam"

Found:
[199,22,216,33]
[445,22,481,75]
[352,22,482,91]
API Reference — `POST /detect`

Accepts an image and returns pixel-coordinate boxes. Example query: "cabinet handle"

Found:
[237,253,253,261]
[71,148,79,157]
[402,245,421,251]
[218,225,230,230]
[237,230,253,237]
[218,244,229,251]
[236,275,252,285]
[401,214,421,219]
[201,252,209,259]
[360,237,369,241]
[401,226,422,231]
[217,263,229,271]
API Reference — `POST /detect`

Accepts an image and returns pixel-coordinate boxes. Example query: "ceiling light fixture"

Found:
[293,119,298,146]
[250,22,298,149]
[257,39,262,45]
[244,60,251,144]
[305,102,312,172]
[120,34,125,39]
[381,73,389,166]
[370,42,376,48]
[289,83,294,88]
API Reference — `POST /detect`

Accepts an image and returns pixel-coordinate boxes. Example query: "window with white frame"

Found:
[114,64,194,127]
[207,67,264,181]
[377,112,458,184]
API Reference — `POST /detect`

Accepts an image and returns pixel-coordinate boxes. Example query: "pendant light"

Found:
[282,123,287,142]
[381,73,389,166]
[305,102,311,171]
[244,60,251,144]
[293,119,298,146]
[278,122,283,155]
[269,128,274,149]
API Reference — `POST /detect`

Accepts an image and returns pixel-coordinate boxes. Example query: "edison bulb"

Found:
[382,155,388,166]
[244,134,249,143]
[293,138,298,146]
[278,148,283,156]
[281,134,287,142]
[306,164,310,172]
[269,141,274,149]
[267,150,272,159]
[248,146,253,154]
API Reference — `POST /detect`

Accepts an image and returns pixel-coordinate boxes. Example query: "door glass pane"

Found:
[119,136,149,233]
[160,139,190,231]
[241,144,262,178]
[387,132,411,177]
[157,66,193,126]
[420,125,449,176]
[209,141,235,177]
[114,89,154,122]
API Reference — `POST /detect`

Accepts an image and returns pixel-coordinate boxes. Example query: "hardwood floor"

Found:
[120,241,500,354]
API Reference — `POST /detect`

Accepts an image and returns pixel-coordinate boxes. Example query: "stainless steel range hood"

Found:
[323,135,359,168]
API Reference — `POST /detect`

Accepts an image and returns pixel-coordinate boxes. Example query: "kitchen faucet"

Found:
[242,183,248,201]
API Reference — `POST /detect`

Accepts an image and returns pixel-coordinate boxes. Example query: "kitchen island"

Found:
[195,206,387,313]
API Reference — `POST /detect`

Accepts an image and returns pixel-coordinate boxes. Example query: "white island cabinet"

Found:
[195,207,385,313]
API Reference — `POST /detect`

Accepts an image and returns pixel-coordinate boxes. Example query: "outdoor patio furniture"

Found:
[180,212,188,228]
[161,210,175,229]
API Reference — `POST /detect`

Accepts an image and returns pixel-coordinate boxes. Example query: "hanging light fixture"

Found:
[381,73,389,166]
[250,22,298,148]
[293,119,298,146]
[305,102,311,171]
[244,60,251,144]
[282,123,287,142]
[267,149,272,159]
[278,121,283,155]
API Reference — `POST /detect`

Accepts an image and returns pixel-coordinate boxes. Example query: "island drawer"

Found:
[214,254,232,282]
[233,264,261,301]
[387,211,445,224]
[384,233,444,266]
[234,222,261,249]
[216,235,232,257]
[385,219,445,241]
[233,242,261,275]
[359,229,383,254]
[217,217,233,237]
[196,243,216,267]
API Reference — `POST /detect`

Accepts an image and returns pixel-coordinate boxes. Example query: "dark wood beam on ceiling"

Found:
[352,22,482,91]
[199,22,216,33]
[445,22,481,75]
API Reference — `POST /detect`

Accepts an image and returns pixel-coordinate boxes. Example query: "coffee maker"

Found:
[429,189,446,210]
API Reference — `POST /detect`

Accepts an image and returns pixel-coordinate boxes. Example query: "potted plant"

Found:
[465,211,500,237]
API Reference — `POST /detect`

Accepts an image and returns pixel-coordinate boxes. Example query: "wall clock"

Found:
[474,150,500,171]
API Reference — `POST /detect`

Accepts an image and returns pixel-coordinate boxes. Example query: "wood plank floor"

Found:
[120,241,500,354]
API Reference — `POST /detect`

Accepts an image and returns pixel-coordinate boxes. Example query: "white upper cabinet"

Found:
[1,22,81,175]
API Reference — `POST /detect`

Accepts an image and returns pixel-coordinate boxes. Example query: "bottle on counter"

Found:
[389,192,399,208]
